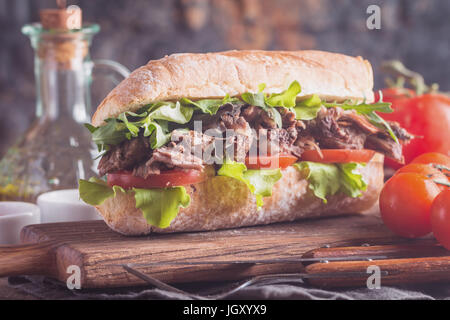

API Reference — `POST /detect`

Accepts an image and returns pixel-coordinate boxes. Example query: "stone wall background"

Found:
[0,0,449,155]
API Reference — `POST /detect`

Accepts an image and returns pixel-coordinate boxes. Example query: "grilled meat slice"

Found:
[98,136,151,176]
[133,130,212,178]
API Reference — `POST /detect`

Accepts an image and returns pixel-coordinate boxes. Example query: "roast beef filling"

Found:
[97,102,413,177]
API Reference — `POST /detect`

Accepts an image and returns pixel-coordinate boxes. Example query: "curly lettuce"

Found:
[217,161,282,208]
[293,161,367,203]
[86,80,397,154]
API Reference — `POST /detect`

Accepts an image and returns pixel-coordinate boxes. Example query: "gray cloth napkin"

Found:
[8,276,450,300]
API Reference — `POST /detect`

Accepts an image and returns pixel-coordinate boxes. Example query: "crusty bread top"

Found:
[92,50,374,127]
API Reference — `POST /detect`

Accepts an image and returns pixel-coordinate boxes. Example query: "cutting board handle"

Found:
[0,241,57,277]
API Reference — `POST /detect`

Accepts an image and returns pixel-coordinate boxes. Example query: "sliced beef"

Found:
[317,127,367,149]
[365,134,404,162]
[338,111,380,134]
[98,103,413,177]
[133,130,213,178]
[241,105,277,129]
[388,121,415,142]
[193,103,254,159]
[297,106,408,161]
[309,107,367,150]
[98,136,151,176]
[293,135,320,157]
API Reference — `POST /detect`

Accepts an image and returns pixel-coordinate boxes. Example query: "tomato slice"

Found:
[107,168,209,189]
[245,154,298,169]
[299,149,376,163]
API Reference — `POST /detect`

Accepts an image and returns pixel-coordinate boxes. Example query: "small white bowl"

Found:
[0,202,41,244]
[37,189,101,223]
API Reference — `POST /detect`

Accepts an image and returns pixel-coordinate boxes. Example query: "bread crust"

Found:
[92,50,374,126]
[95,153,384,236]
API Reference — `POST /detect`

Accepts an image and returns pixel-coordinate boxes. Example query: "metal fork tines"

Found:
[122,264,389,300]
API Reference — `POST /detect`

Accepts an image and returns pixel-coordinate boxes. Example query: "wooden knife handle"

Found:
[302,242,448,261]
[305,256,450,288]
[0,241,57,277]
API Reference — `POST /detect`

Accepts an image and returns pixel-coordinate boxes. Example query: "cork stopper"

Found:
[37,1,87,69]
[39,0,82,30]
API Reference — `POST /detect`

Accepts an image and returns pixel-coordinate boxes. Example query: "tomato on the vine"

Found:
[375,88,416,102]
[380,94,450,169]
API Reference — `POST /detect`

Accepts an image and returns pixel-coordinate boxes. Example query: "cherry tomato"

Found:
[381,94,450,169]
[379,173,441,238]
[107,168,210,189]
[396,163,449,191]
[299,149,376,163]
[430,189,450,250]
[245,154,298,169]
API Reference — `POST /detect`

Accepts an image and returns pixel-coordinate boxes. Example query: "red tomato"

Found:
[245,154,297,169]
[375,88,416,101]
[396,163,449,191]
[107,168,209,189]
[379,173,441,238]
[381,94,450,169]
[410,152,450,170]
[431,189,450,250]
[299,149,376,163]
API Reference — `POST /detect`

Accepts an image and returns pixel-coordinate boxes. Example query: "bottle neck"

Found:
[32,34,93,123]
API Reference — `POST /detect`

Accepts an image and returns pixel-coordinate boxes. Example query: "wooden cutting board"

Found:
[0,214,445,289]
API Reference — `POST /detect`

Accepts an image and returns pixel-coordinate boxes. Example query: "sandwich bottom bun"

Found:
[96,153,384,235]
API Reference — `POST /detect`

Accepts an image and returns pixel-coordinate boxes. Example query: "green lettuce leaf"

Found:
[241,90,282,128]
[241,81,302,128]
[265,80,301,108]
[88,119,129,152]
[293,161,367,203]
[78,178,125,205]
[78,178,190,228]
[338,162,368,197]
[180,95,240,115]
[293,94,322,120]
[133,187,191,228]
[243,169,283,207]
[293,162,341,203]
[146,101,194,124]
[217,161,282,208]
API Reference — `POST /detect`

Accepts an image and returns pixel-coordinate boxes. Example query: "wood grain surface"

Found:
[0,214,407,288]
[2,214,449,289]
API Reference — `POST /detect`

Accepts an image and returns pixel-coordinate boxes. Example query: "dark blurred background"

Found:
[0,0,449,155]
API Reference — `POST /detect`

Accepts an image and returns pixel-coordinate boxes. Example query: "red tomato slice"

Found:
[299,149,376,163]
[245,154,298,169]
[107,168,209,189]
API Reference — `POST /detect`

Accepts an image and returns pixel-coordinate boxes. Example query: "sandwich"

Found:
[79,50,413,235]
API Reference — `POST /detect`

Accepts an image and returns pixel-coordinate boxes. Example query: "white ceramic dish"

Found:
[0,202,41,244]
[37,189,100,223]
